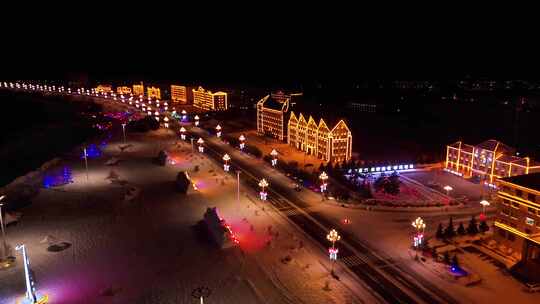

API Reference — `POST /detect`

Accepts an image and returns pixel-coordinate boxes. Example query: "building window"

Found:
[516,189,522,197]
[498,228,506,237]
[502,199,510,205]
[526,217,535,226]
[512,202,520,209]
[528,193,536,202]
[529,207,536,215]
[508,233,516,242]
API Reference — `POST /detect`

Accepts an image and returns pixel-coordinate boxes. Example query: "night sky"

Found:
[3,19,540,85]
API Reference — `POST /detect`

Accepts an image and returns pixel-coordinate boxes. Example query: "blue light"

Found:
[81,144,102,159]
[43,166,73,188]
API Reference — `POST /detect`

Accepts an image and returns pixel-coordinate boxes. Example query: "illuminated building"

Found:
[256,93,290,141]
[494,173,540,280]
[132,83,144,96]
[95,84,112,94]
[116,86,131,95]
[192,86,228,111]
[287,112,352,163]
[147,86,161,99]
[171,85,187,103]
[445,139,540,184]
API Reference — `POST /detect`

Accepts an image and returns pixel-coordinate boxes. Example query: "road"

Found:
[188,126,460,304]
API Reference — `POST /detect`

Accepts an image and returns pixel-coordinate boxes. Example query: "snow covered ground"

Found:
[0,127,371,303]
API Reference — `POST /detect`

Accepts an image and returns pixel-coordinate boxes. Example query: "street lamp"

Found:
[270,149,278,167]
[0,195,7,259]
[215,124,222,138]
[259,178,269,201]
[223,154,231,172]
[197,138,205,153]
[480,199,490,216]
[239,134,246,151]
[326,229,341,274]
[163,116,169,128]
[154,111,160,122]
[194,115,200,126]
[121,123,126,144]
[16,244,48,304]
[443,185,453,196]
[181,109,187,121]
[180,127,186,140]
[83,147,89,181]
[412,217,426,258]
[319,171,328,194]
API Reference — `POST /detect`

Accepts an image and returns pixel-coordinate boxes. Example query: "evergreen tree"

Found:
[374,173,387,192]
[436,223,444,239]
[479,220,489,233]
[385,172,400,195]
[457,222,466,235]
[467,216,479,235]
[445,217,456,238]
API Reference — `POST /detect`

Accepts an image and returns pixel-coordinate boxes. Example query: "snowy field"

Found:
[0,127,370,304]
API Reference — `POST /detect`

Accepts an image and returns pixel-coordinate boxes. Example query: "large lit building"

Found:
[133,83,144,96]
[287,112,352,163]
[192,86,228,111]
[116,86,132,95]
[171,85,187,103]
[147,86,161,99]
[494,173,540,280]
[95,84,113,93]
[445,139,540,184]
[256,93,290,140]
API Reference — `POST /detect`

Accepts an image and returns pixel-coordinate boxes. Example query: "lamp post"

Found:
[480,199,490,217]
[181,109,187,121]
[223,154,231,172]
[154,110,160,122]
[83,147,89,181]
[215,124,222,138]
[259,178,269,201]
[443,185,453,196]
[412,217,426,259]
[194,115,200,126]
[15,244,42,304]
[326,229,341,274]
[0,195,7,258]
[121,123,126,144]
[239,134,246,151]
[270,149,278,167]
[236,170,241,205]
[180,127,186,140]
[197,138,205,153]
[319,171,328,194]
[191,286,211,304]
[163,116,169,128]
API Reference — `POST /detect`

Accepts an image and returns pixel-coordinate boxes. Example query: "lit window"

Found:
[526,217,535,226]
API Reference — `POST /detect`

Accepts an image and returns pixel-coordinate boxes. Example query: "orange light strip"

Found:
[498,191,540,208]
[494,222,540,245]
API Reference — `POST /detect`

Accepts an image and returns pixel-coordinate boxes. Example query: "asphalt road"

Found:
[192,127,460,304]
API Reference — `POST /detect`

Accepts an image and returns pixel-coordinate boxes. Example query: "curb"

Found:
[322,199,465,213]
